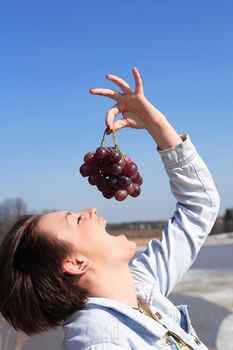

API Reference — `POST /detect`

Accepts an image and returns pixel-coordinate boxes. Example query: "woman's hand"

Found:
[89,67,153,132]
[90,68,182,150]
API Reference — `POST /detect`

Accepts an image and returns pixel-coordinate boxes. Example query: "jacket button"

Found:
[155,311,162,320]
[194,336,201,345]
[164,338,172,346]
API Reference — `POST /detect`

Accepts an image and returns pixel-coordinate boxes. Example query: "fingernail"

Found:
[106,126,111,134]
[89,88,94,93]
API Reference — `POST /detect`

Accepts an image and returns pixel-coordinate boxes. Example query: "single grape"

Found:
[131,183,141,197]
[131,172,139,182]
[126,183,134,196]
[131,172,143,185]
[118,176,132,189]
[127,183,141,197]
[109,148,122,162]
[97,175,108,191]
[124,162,138,177]
[84,151,95,164]
[136,175,143,186]
[95,146,108,159]
[109,163,123,176]
[80,163,92,177]
[114,189,128,201]
[88,174,100,185]
[102,188,114,199]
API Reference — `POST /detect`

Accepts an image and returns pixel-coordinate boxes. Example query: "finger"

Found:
[89,88,121,101]
[105,105,120,130]
[132,67,144,94]
[106,74,132,93]
[111,118,130,132]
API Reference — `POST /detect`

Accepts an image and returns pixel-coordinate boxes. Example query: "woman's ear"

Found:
[62,256,91,276]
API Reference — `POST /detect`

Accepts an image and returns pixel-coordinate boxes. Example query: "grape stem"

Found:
[100,128,125,158]
[101,129,107,146]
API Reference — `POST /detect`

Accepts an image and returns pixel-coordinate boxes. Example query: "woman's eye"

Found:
[77,216,81,224]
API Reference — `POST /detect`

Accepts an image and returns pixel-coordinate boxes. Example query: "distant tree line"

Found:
[0,198,28,242]
[0,198,56,242]
[108,209,233,237]
[108,220,167,231]
[210,208,233,235]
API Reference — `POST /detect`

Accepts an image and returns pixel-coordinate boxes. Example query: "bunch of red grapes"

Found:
[79,145,143,201]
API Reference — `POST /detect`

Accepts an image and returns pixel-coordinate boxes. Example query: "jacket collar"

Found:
[81,297,168,338]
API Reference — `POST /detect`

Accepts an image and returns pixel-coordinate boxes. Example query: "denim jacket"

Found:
[62,135,220,350]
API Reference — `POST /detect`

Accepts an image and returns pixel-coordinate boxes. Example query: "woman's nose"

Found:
[88,207,97,218]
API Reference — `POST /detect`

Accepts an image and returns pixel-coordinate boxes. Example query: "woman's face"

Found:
[37,208,136,266]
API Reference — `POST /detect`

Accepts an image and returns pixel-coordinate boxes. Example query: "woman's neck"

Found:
[83,264,138,309]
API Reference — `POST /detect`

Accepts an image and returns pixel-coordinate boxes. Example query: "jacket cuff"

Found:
[158,134,197,169]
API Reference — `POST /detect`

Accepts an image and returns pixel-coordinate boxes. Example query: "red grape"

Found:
[102,188,114,199]
[114,189,128,201]
[136,176,143,186]
[118,176,132,189]
[88,174,100,185]
[127,183,141,197]
[80,143,143,201]
[131,172,143,185]
[124,162,138,176]
[97,176,108,191]
[80,164,92,177]
[95,146,108,159]
[109,163,123,176]
[109,148,122,162]
[84,152,95,164]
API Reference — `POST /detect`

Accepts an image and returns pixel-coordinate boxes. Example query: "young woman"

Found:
[0,68,220,349]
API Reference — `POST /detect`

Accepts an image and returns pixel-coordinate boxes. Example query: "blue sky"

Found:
[0,0,232,222]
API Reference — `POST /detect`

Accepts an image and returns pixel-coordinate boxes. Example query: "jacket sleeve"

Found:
[130,135,220,296]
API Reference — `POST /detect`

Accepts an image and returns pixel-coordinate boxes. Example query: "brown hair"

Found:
[0,214,88,335]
